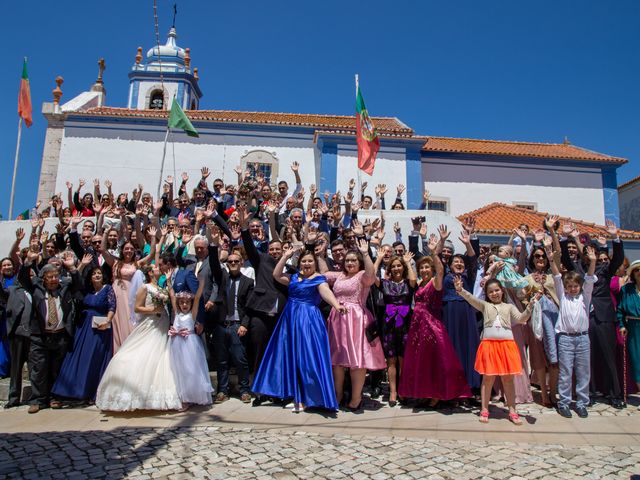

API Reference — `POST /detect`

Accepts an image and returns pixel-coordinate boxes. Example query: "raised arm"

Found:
[403,251,417,288]
[454,275,487,312]
[273,245,297,286]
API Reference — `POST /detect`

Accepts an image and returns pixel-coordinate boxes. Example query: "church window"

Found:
[149,90,165,110]
[427,199,449,213]
[240,150,279,184]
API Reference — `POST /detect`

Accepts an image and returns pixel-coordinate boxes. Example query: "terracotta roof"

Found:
[74,107,413,135]
[619,175,640,190]
[457,203,640,240]
[419,136,627,164]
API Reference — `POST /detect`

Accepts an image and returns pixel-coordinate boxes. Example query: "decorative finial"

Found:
[53,76,64,104]
[563,136,571,145]
[193,67,199,80]
[135,47,142,64]
[172,3,178,29]
[184,48,191,69]
[96,58,106,84]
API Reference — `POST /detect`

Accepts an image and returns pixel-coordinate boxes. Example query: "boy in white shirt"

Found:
[545,242,597,418]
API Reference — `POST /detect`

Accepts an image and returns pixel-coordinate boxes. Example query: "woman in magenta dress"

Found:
[324,239,386,411]
[399,229,471,407]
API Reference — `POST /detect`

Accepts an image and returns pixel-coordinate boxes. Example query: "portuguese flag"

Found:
[18,58,33,127]
[355,80,379,175]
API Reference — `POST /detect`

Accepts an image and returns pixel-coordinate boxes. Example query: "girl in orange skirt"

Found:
[454,277,540,425]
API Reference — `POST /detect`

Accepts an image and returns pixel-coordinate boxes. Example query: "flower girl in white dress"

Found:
[167,277,213,409]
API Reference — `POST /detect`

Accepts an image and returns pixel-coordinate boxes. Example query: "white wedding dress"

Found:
[95,284,182,411]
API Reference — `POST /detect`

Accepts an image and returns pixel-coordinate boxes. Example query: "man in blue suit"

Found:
[157,252,203,334]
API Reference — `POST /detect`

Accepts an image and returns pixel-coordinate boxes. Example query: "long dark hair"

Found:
[484,278,506,303]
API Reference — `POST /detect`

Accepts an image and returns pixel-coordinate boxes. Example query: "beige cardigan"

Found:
[459,289,532,330]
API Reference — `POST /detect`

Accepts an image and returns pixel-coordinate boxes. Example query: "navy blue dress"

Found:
[252,274,338,410]
[52,285,116,400]
[0,276,15,377]
[442,272,481,390]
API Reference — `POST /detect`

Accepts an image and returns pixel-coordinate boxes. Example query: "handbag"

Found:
[365,320,379,343]
[92,315,110,329]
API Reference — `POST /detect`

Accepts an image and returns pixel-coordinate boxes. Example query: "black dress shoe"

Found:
[610,398,625,410]
[575,406,588,418]
[4,402,19,409]
[557,405,572,418]
[252,396,263,407]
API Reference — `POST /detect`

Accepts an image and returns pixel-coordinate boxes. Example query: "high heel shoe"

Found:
[388,400,397,408]
[346,400,363,412]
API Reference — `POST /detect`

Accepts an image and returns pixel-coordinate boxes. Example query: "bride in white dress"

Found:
[95,264,182,411]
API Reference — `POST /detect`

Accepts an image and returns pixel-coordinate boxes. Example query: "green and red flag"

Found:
[355,82,379,175]
[18,58,33,127]
[15,209,29,220]
[168,98,199,137]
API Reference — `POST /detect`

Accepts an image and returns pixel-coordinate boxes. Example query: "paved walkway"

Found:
[1,395,639,479]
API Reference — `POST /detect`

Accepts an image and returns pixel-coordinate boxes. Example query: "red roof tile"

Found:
[75,107,413,135]
[419,136,627,164]
[457,203,640,240]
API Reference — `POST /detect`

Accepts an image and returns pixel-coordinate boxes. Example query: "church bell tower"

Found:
[127,27,202,110]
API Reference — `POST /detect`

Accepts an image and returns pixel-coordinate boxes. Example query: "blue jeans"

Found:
[557,333,590,408]
[213,323,250,395]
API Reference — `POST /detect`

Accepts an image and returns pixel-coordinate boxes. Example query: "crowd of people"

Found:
[1,163,639,426]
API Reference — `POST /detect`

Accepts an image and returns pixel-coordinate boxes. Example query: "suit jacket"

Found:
[69,230,113,283]
[209,245,254,329]
[18,265,82,337]
[4,284,32,338]
[241,228,288,316]
[177,246,219,325]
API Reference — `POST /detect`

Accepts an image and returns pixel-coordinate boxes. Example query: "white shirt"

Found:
[553,273,597,334]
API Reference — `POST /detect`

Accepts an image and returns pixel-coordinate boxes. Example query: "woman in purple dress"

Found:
[324,239,386,411]
[374,251,416,407]
[399,229,471,407]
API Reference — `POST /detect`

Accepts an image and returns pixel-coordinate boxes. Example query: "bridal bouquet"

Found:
[150,288,170,308]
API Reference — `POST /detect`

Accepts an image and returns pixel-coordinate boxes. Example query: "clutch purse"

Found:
[365,321,379,343]
[92,316,110,329]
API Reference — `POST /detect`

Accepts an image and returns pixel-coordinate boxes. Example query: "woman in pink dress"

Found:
[324,238,386,411]
[399,229,471,407]
[102,228,157,353]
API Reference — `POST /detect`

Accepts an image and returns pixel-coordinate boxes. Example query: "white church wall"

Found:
[53,121,321,199]
[426,180,605,224]
[335,146,408,203]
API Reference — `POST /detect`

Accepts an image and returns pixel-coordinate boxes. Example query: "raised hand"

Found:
[437,224,450,241]
[459,229,471,245]
[397,184,406,195]
[605,219,619,238]
[15,228,25,241]
[345,191,353,204]
[78,179,86,189]
[561,223,573,237]
[462,216,476,235]
[361,181,368,192]
[309,184,317,196]
[233,165,243,176]
[291,161,300,172]
[427,233,438,251]
[419,223,428,238]
[545,214,559,230]
[104,179,112,189]
[402,251,414,265]
[201,167,210,179]
[423,190,430,202]
[80,253,93,267]
[181,172,189,183]
[61,251,76,270]
[70,214,83,228]
[352,201,362,213]
[393,222,401,234]
[147,226,158,238]
[229,224,241,240]
[513,227,527,240]
[356,237,369,253]
[453,274,463,292]
[349,178,356,191]
[165,175,174,185]
[585,245,597,262]
[93,178,100,187]
[65,181,73,190]
[378,184,388,196]
[351,219,364,236]
[160,224,169,237]
[533,229,545,243]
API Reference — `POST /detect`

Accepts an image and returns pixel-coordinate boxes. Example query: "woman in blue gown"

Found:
[52,264,116,401]
[252,247,346,412]
[0,263,16,378]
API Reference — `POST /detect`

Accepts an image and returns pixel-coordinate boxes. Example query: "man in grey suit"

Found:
[2,273,33,408]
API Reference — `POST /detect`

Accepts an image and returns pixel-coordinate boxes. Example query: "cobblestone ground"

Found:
[1,426,639,480]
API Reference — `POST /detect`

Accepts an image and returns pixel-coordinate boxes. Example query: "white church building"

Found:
[37,27,628,230]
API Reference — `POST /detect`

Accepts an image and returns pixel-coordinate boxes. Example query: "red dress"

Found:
[399,281,471,400]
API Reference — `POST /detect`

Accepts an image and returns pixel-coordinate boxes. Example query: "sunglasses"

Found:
[91,240,102,245]
[227,260,241,264]
[533,254,546,259]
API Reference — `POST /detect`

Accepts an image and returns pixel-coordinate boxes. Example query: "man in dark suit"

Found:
[183,235,219,328]
[1,273,33,408]
[19,251,82,413]
[209,240,254,404]
[238,207,290,406]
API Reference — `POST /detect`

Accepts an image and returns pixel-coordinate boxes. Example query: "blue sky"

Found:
[1,0,638,218]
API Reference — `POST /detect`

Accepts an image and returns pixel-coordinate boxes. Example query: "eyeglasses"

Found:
[533,254,546,259]
[227,260,241,265]
[91,240,102,245]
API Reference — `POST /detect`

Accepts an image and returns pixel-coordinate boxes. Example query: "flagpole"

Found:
[157,127,171,200]
[355,74,362,198]
[9,118,23,220]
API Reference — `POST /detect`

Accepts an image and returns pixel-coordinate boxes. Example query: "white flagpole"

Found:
[355,74,362,198]
[9,118,23,220]
[157,127,171,200]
